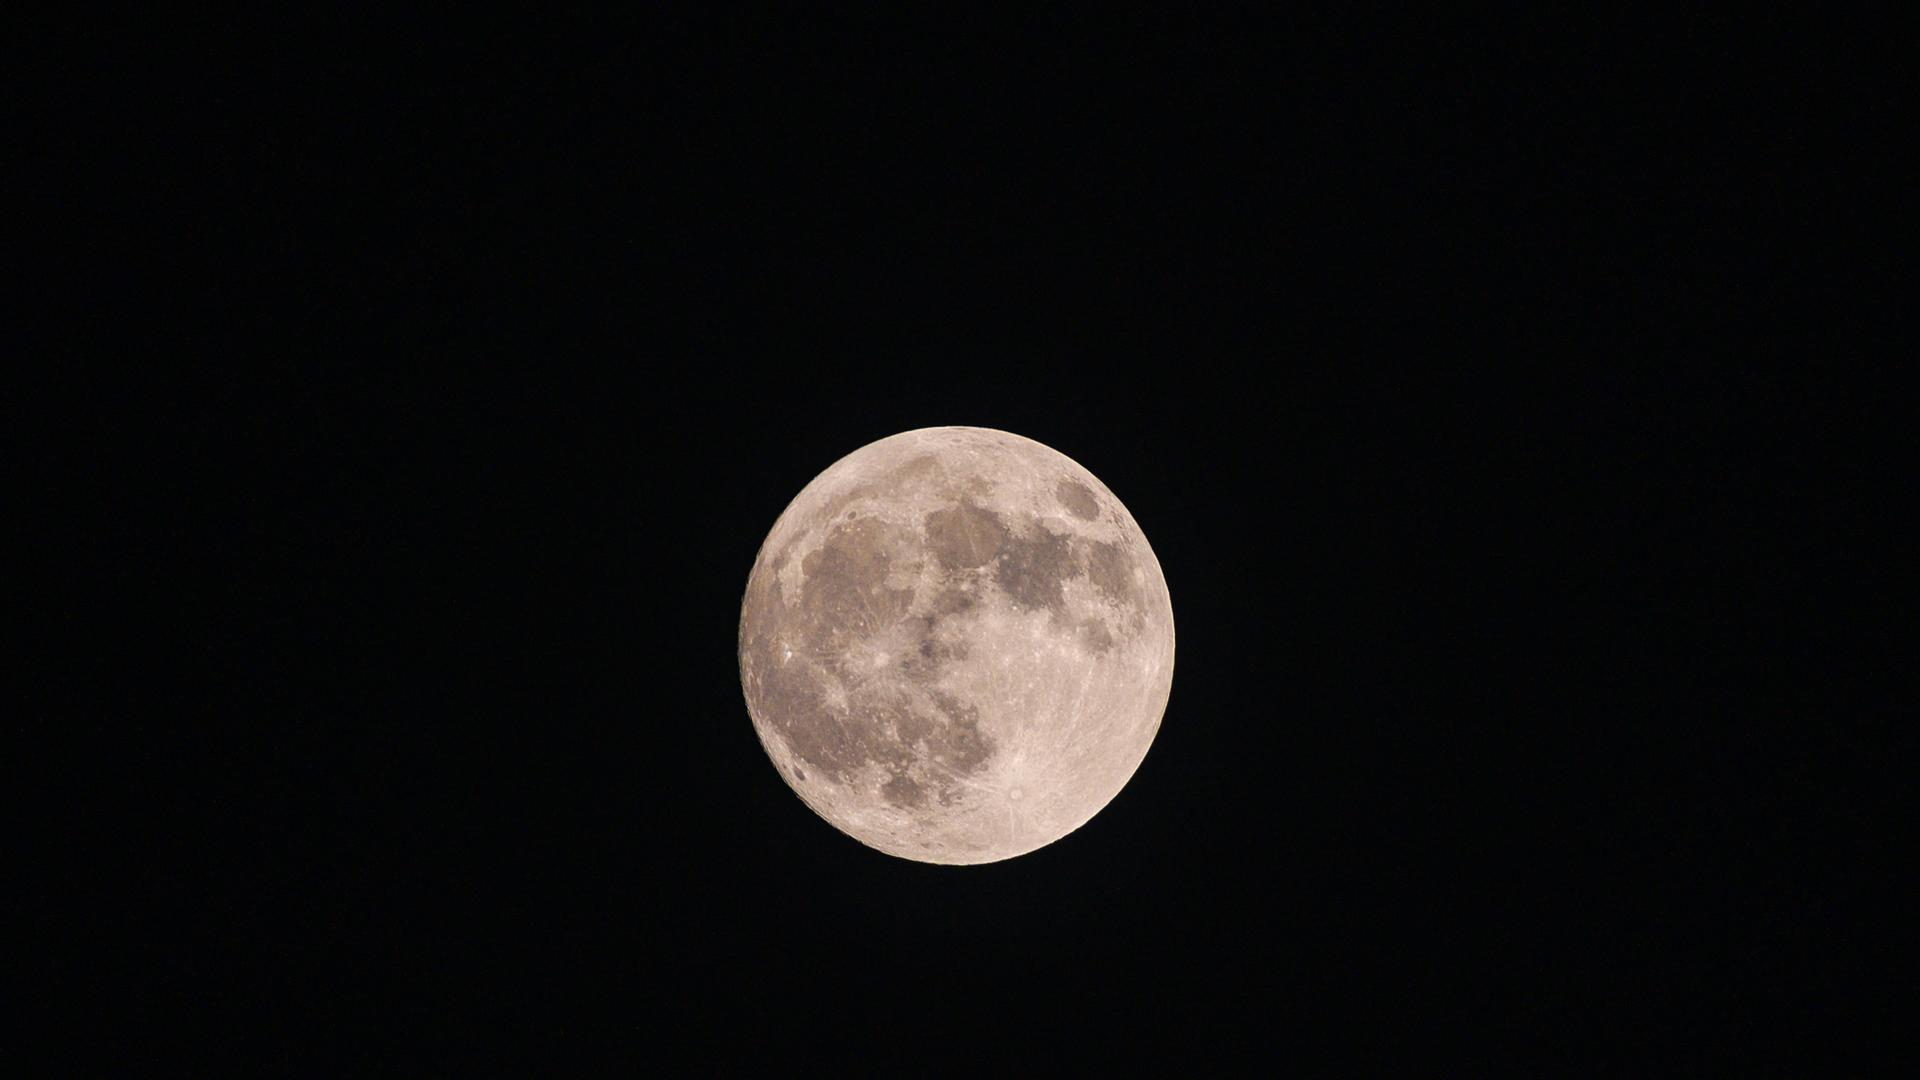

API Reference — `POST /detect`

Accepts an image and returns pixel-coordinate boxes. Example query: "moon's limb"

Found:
[738,427,1175,864]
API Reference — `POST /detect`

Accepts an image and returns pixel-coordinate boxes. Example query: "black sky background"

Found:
[18,8,1899,1072]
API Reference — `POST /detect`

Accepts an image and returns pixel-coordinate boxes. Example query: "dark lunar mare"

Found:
[1081,538,1139,606]
[924,502,1007,569]
[995,522,1075,616]
[1056,479,1101,520]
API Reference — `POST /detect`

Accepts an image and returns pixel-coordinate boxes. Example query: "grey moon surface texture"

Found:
[738,427,1175,864]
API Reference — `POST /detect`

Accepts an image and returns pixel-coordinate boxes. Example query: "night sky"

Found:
[22,9,1894,1071]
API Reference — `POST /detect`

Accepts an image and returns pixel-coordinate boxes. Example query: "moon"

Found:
[738,427,1175,864]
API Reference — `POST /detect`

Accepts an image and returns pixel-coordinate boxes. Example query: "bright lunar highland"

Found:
[738,427,1175,864]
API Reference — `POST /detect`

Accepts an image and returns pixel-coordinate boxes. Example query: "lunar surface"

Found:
[738,427,1175,864]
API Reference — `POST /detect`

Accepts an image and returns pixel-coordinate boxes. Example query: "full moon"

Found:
[738,427,1175,864]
